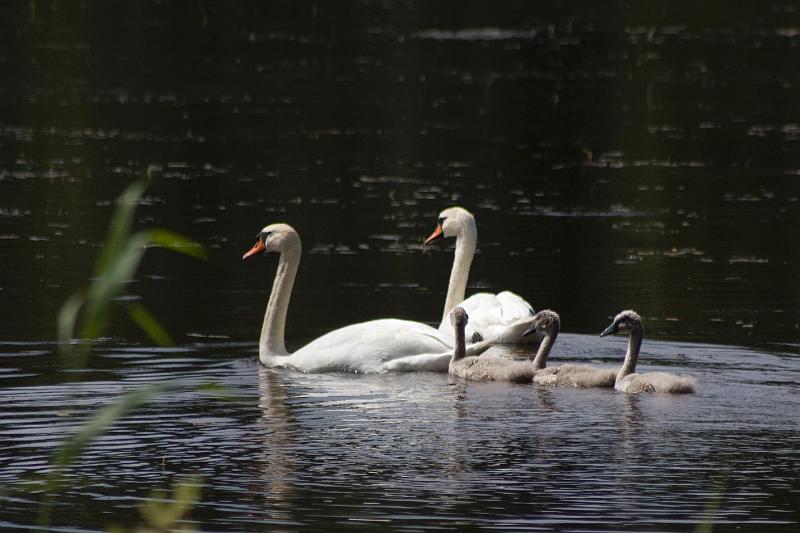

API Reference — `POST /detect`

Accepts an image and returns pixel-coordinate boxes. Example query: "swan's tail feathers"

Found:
[464,338,498,358]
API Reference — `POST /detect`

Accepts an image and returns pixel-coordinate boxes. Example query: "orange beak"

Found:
[424,224,444,246]
[242,239,266,260]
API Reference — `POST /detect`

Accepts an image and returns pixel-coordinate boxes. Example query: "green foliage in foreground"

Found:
[57,177,206,367]
[110,476,203,533]
[39,177,210,528]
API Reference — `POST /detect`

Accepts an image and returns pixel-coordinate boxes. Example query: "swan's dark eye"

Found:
[438,216,446,226]
[257,231,272,241]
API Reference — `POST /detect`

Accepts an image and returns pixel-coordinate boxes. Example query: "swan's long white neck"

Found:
[260,244,301,358]
[531,329,558,370]
[616,326,643,383]
[442,221,477,323]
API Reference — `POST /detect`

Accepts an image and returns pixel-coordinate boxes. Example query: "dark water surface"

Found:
[1,1,799,531]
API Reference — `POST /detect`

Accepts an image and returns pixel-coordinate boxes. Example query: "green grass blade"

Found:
[145,229,207,259]
[56,291,86,358]
[39,382,174,525]
[125,302,174,346]
[94,179,149,277]
[139,476,203,530]
[84,234,149,321]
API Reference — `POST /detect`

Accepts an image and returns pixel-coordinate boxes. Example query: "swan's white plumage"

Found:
[451,290,534,342]
[381,334,497,373]
[427,207,535,343]
[247,223,470,374]
[278,319,453,373]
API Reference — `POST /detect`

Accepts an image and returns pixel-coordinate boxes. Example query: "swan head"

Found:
[424,206,476,245]
[521,309,560,339]
[449,306,469,330]
[600,309,643,337]
[242,223,301,259]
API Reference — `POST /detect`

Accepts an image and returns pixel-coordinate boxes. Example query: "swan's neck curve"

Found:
[616,327,643,383]
[260,244,301,358]
[531,328,558,370]
[442,222,477,323]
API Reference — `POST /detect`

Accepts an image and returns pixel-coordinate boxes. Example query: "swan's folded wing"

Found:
[292,319,453,373]
[445,291,536,343]
[381,351,451,372]
[495,291,535,322]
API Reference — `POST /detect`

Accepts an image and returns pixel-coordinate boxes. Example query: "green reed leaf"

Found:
[139,476,203,530]
[125,301,174,346]
[95,179,149,277]
[56,291,86,358]
[145,228,208,259]
[39,382,174,526]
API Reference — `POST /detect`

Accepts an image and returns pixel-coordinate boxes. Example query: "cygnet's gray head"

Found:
[522,309,561,339]
[449,306,469,331]
[600,309,643,337]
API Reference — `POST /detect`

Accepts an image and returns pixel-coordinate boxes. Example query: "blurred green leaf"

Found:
[39,382,174,525]
[85,233,149,317]
[145,229,207,259]
[95,179,149,277]
[47,176,211,530]
[57,177,206,362]
[126,302,174,346]
[57,291,87,359]
[139,476,202,531]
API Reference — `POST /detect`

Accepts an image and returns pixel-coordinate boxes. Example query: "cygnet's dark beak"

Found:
[423,224,444,246]
[600,323,617,337]
[522,323,538,337]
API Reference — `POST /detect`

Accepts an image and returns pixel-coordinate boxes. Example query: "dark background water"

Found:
[1,0,799,349]
[1,1,799,531]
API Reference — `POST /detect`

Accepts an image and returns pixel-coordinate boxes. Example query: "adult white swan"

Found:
[243,223,495,373]
[424,206,535,343]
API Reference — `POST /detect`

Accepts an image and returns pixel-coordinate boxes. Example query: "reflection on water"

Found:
[1,336,799,530]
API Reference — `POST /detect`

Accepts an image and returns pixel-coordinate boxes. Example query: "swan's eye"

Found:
[258,231,272,241]
[438,216,446,226]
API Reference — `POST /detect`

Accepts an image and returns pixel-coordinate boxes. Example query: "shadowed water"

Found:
[1,1,800,531]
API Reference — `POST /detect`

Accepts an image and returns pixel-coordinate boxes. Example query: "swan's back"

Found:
[533,364,616,388]
[615,372,696,394]
[286,319,452,373]
[449,355,536,383]
[447,290,535,342]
